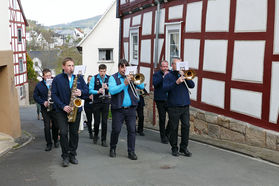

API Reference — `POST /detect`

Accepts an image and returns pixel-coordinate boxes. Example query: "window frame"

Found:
[165,22,182,67]
[98,48,114,63]
[129,27,139,65]
[19,58,24,73]
[17,27,22,44]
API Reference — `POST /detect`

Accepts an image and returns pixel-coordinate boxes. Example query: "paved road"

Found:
[0,105,279,186]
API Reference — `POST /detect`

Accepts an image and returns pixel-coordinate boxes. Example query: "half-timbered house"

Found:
[117,0,279,151]
[9,0,29,106]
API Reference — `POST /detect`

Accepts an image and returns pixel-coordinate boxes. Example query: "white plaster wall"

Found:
[274,0,279,54]
[206,0,230,32]
[232,41,265,83]
[203,40,228,73]
[132,15,141,26]
[139,67,151,93]
[269,62,279,123]
[155,8,165,34]
[201,78,225,108]
[0,0,10,50]
[153,38,164,63]
[190,77,198,101]
[231,88,262,118]
[235,0,267,32]
[142,11,153,35]
[185,2,203,32]
[140,39,151,64]
[184,39,200,69]
[169,5,183,20]
[124,42,129,61]
[123,18,131,38]
[82,2,119,78]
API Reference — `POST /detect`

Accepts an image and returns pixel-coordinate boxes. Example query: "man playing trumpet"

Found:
[163,58,195,157]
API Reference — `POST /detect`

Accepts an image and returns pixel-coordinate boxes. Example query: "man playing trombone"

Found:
[163,58,195,157]
[108,59,144,160]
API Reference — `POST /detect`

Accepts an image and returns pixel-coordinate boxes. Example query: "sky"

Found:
[21,0,115,26]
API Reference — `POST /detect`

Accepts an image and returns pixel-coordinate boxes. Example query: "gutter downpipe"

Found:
[117,0,122,62]
[154,0,161,69]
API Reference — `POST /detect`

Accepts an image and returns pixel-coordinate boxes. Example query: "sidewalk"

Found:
[0,132,16,157]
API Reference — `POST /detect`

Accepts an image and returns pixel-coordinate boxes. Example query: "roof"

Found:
[17,0,28,26]
[77,0,116,48]
[28,50,60,69]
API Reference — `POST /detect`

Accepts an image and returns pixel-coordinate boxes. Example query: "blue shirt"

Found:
[89,74,109,95]
[109,72,144,107]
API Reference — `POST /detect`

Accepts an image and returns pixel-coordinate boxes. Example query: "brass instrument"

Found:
[182,70,196,80]
[127,73,145,100]
[180,70,196,94]
[68,74,83,123]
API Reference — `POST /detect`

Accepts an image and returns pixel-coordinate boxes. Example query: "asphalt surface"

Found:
[0,105,279,186]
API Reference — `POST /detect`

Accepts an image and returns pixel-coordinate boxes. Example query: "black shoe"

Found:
[128,152,138,160]
[172,150,179,157]
[139,132,145,136]
[161,137,168,144]
[89,133,93,139]
[179,149,192,157]
[62,158,69,167]
[45,145,52,151]
[101,140,108,147]
[54,142,59,148]
[109,148,116,158]
[93,136,98,144]
[69,156,78,164]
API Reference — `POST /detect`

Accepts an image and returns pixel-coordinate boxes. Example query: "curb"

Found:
[13,130,34,150]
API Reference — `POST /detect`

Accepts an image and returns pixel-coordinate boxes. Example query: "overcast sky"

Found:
[21,0,115,26]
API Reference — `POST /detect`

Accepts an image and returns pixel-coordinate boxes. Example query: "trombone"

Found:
[126,73,145,100]
[180,69,196,94]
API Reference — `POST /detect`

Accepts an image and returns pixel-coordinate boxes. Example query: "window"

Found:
[17,28,22,43]
[99,49,113,61]
[130,28,139,65]
[19,59,24,73]
[20,86,26,98]
[169,31,180,63]
[165,23,182,66]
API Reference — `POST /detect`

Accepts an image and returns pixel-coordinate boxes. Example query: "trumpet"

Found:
[127,73,145,100]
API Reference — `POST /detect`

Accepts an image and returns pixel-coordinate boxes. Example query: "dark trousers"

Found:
[136,106,144,133]
[56,111,81,159]
[110,107,136,153]
[167,106,190,151]
[84,105,93,134]
[93,102,109,141]
[155,101,169,139]
[41,108,59,146]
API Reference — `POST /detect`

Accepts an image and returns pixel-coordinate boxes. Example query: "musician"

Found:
[152,60,169,144]
[89,64,110,147]
[108,59,144,160]
[163,58,195,157]
[136,87,148,136]
[51,57,88,167]
[84,75,94,139]
[33,69,59,151]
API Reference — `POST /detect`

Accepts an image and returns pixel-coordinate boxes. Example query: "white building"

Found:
[77,1,119,78]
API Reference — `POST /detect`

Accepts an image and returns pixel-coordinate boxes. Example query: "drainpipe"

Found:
[154,0,161,69]
[117,0,122,62]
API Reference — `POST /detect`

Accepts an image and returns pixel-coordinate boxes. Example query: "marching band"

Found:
[33,57,195,167]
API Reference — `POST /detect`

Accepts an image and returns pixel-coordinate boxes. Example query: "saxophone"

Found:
[68,74,82,123]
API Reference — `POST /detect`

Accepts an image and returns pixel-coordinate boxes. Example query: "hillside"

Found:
[49,15,102,30]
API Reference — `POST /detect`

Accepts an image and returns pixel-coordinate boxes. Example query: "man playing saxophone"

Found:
[33,69,59,151]
[51,57,88,167]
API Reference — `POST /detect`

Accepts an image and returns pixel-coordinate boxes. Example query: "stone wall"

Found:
[190,107,279,151]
